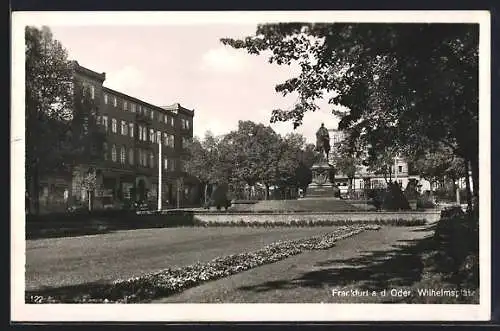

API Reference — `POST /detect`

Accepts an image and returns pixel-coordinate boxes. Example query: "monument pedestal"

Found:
[302,161,340,199]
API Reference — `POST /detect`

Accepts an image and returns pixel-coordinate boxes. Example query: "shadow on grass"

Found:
[237,234,437,295]
[26,227,118,240]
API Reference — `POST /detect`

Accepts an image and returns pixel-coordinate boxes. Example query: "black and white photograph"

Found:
[11,11,491,322]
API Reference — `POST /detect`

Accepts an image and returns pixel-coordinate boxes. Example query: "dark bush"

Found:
[404,179,420,201]
[365,188,385,211]
[382,182,411,211]
[209,184,231,210]
[416,195,436,209]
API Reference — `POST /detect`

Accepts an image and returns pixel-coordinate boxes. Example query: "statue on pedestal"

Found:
[315,123,331,163]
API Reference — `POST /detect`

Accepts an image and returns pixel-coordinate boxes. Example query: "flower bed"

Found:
[26,224,380,304]
[196,218,426,228]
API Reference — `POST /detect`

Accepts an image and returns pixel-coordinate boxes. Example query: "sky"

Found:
[47,24,340,144]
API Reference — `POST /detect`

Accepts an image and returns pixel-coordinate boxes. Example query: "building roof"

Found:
[71,61,106,82]
[161,103,195,116]
[73,61,194,117]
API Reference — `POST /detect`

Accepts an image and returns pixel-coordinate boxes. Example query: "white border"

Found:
[11,10,491,322]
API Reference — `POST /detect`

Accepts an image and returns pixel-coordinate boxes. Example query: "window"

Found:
[144,108,148,117]
[111,118,117,133]
[129,123,134,138]
[398,165,403,173]
[186,120,190,130]
[138,149,143,166]
[182,137,190,148]
[83,116,89,135]
[129,148,134,165]
[121,120,128,135]
[102,116,108,131]
[113,96,117,107]
[111,144,117,162]
[104,94,108,104]
[149,129,155,143]
[130,103,135,113]
[165,134,174,147]
[143,150,148,166]
[96,115,101,125]
[181,119,186,130]
[142,126,147,141]
[149,152,155,168]
[90,85,95,99]
[163,132,168,145]
[170,116,175,127]
[164,115,169,124]
[170,159,175,171]
[103,142,108,160]
[159,113,164,123]
[124,101,128,111]
[120,146,126,164]
[156,131,161,144]
[138,105,142,114]
[170,134,175,148]
[150,110,154,120]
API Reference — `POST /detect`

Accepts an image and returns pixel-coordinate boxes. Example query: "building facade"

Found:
[36,61,197,212]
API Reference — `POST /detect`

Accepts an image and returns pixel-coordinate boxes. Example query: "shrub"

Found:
[416,195,436,209]
[382,182,411,211]
[365,188,385,211]
[210,184,231,210]
[404,179,420,201]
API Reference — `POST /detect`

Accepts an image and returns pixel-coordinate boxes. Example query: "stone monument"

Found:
[303,123,340,198]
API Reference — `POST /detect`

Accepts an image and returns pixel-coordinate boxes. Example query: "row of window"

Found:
[102,143,177,170]
[96,116,176,147]
[80,85,191,130]
[103,93,185,128]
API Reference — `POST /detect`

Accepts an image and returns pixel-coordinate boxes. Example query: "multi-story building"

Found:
[36,61,197,212]
[327,128,432,193]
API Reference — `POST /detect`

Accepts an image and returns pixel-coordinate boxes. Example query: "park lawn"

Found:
[152,225,435,303]
[26,226,340,291]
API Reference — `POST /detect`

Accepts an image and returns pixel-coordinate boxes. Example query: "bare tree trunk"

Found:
[87,190,93,211]
[464,159,473,213]
[470,158,479,199]
[454,180,460,205]
[203,183,208,205]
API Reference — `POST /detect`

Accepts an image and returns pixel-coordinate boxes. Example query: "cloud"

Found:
[199,46,250,74]
[104,65,146,94]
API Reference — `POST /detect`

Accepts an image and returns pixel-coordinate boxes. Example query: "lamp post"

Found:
[157,140,162,211]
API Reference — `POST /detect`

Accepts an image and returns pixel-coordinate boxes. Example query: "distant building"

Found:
[327,128,432,194]
[35,61,197,212]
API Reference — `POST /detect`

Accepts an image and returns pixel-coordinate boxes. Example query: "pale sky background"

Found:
[47,25,340,144]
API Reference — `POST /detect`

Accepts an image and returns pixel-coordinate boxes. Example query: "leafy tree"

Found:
[26,25,105,214]
[410,144,468,203]
[224,121,281,199]
[273,133,306,198]
[26,26,74,214]
[411,145,467,184]
[332,142,361,193]
[221,23,479,210]
[184,131,225,205]
[295,143,316,194]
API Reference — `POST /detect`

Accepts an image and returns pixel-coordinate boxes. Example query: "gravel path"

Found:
[26,227,341,291]
[152,224,435,303]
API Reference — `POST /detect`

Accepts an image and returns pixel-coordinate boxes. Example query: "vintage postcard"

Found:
[11,10,491,322]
